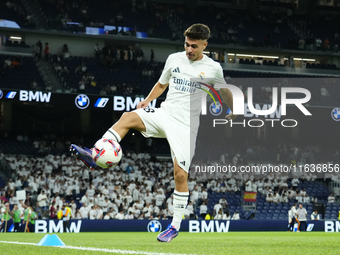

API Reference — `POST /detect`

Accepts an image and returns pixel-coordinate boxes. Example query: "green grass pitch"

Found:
[0,232,338,255]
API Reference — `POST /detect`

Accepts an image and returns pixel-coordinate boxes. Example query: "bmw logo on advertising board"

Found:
[75,94,90,109]
[147,220,162,233]
[331,108,340,121]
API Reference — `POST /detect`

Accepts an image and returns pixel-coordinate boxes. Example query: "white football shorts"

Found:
[133,107,196,172]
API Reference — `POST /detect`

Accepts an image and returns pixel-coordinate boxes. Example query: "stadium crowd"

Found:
[5,0,340,53]
[0,145,337,223]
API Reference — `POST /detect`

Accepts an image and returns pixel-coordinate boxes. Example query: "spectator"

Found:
[281,194,288,203]
[296,193,303,204]
[324,38,330,50]
[155,191,165,209]
[215,208,224,220]
[34,202,42,219]
[272,192,281,204]
[245,179,252,192]
[37,190,48,217]
[4,57,12,69]
[204,211,213,220]
[103,211,112,220]
[89,206,97,220]
[296,204,307,231]
[223,212,231,220]
[311,210,320,220]
[213,201,222,216]
[94,43,101,58]
[86,186,95,199]
[190,187,198,204]
[144,189,153,204]
[219,197,228,207]
[70,200,77,218]
[8,179,15,191]
[185,201,194,219]
[62,44,70,58]
[311,196,318,204]
[315,37,322,51]
[266,194,273,203]
[80,203,89,219]
[74,209,82,219]
[115,211,125,220]
[142,203,153,219]
[125,211,134,219]
[231,211,240,220]
[199,201,208,219]
[200,188,208,201]
[50,202,57,219]
[288,203,297,232]
[9,193,17,206]
[304,194,310,204]
[80,193,90,205]
[328,194,335,203]
[291,178,299,187]
[44,43,50,61]
[96,205,103,219]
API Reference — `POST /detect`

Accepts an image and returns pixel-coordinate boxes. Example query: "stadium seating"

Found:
[0,0,36,29]
[3,0,340,58]
[0,55,46,90]
[49,54,163,96]
[44,53,340,107]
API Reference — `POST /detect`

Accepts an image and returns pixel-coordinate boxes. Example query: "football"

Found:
[92,138,122,168]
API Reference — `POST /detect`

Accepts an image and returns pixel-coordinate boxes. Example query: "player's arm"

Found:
[219,88,237,120]
[137,81,169,109]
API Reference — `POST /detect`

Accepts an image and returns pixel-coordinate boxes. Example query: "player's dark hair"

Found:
[183,24,210,40]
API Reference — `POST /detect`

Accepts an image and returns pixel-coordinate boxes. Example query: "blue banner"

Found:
[24,219,338,233]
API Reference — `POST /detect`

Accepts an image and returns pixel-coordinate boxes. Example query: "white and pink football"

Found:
[92,139,122,168]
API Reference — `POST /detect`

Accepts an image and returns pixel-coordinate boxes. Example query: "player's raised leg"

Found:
[71,81,167,169]
[70,112,146,169]
[104,112,146,141]
[157,158,189,242]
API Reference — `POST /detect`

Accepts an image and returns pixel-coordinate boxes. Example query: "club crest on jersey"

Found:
[198,72,205,80]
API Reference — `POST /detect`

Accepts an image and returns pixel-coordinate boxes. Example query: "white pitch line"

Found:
[0,241,193,255]
[0,241,36,246]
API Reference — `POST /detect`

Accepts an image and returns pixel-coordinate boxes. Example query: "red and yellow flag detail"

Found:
[244,192,257,202]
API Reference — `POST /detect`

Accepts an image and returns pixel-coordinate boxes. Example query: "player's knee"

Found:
[174,169,187,185]
[120,112,137,128]
[120,112,133,122]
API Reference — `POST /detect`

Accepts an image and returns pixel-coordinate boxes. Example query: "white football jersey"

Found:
[159,51,226,133]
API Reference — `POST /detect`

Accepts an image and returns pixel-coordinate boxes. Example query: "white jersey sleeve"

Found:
[159,55,173,85]
[211,65,226,90]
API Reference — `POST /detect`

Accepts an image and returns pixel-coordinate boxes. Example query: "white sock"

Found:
[102,129,121,142]
[171,190,189,231]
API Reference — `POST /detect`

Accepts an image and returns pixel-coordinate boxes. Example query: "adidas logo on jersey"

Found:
[180,161,185,166]
[172,67,180,73]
